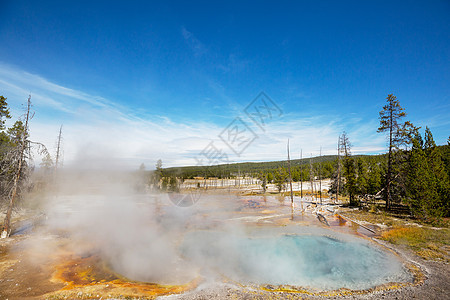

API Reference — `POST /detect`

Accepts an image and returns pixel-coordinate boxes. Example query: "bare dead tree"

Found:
[1,96,31,238]
[1,96,50,239]
[309,154,315,202]
[238,167,241,188]
[300,149,304,197]
[287,139,294,209]
[319,146,322,205]
[336,135,341,203]
[55,125,63,172]
[300,149,303,210]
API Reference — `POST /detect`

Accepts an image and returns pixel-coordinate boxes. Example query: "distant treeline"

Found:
[150,94,450,224]
[154,144,449,221]
[161,154,383,181]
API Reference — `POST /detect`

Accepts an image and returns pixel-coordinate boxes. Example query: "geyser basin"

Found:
[181,227,413,291]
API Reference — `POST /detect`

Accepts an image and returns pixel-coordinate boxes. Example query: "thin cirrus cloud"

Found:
[0,62,386,169]
[181,27,207,57]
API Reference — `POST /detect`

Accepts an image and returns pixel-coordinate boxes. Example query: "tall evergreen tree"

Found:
[150,159,163,190]
[367,161,383,195]
[274,167,288,192]
[0,96,11,131]
[267,171,274,184]
[0,96,12,160]
[405,127,449,220]
[356,158,369,196]
[423,128,449,218]
[377,94,414,210]
[258,171,268,192]
[340,132,358,205]
[405,130,429,217]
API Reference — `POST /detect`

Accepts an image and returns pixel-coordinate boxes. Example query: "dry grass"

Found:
[340,209,406,227]
[380,226,450,261]
[339,208,450,262]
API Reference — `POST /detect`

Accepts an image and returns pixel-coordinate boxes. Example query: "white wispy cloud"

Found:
[181,27,207,57]
[0,63,386,169]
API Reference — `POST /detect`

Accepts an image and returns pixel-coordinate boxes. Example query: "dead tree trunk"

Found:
[336,135,341,203]
[238,167,241,188]
[309,155,315,202]
[319,146,322,205]
[55,125,62,172]
[1,96,31,239]
[287,140,294,209]
[300,149,303,210]
[52,125,63,190]
[300,149,303,198]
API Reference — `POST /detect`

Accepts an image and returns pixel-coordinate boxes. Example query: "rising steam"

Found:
[19,168,412,292]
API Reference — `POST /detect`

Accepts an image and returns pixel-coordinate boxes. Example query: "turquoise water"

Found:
[181,229,413,290]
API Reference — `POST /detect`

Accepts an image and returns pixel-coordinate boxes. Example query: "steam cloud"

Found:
[20,168,412,291]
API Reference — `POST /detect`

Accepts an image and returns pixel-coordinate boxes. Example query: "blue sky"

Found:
[0,0,449,168]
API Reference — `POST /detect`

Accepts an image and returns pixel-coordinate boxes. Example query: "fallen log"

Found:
[337,214,376,234]
[317,213,330,226]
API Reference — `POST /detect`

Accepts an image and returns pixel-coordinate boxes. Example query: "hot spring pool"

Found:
[180,227,413,291]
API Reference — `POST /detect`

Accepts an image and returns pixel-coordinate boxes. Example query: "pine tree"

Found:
[260,172,268,192]
[356,158,369,196]
[267,172,274,184]
[377,94,415,210]
[0,96,11,131]
[423,128,449,219]
[405,127,449,221]
[405,131,429,217]
[367,160,383,195]
[161,176,169,191]
[340,132,358,206]
[168,176,179,192]
[0,96,12,165]
[151,159,163,190]
[274,167,288,192]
